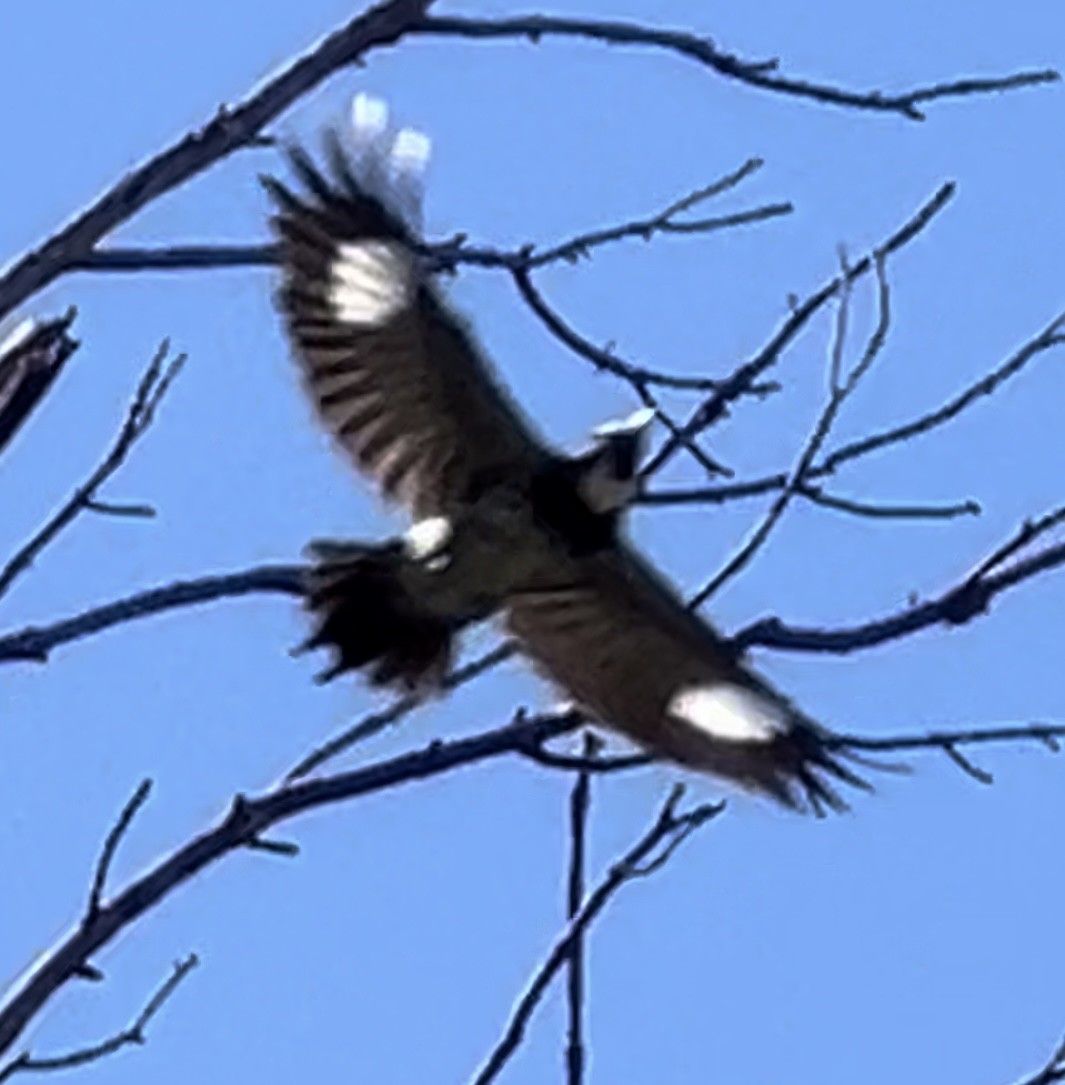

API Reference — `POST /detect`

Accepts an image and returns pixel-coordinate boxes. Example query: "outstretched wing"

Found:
[264,98,549,520]
[505,544,875,814]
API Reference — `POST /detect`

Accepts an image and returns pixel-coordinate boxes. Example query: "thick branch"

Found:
[733,511,1065,654]
[0,956,197,1083]
[0,712,581,1062]
[413,15,1058,120]
[0,0,435,323]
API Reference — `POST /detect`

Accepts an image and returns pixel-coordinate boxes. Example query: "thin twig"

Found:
[86,780,152,922]
[690,252,891,607]
[470,785,725,1084]
[643,182,955,477]
[0,711,582,1062]
[0,341,184,601]
[818,312,1065,475]
[565,734,597,1085]
[0,956,197,1083]
[732,522,1065,655]
[0,0,436,323]
[0,565,303,665]
[413,15,1058,120]
[284,641,518,780]
[1015,1033,1065,1085]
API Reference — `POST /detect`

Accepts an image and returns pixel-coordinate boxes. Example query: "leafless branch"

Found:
[285,641,518,780]
[76,167,787,280]
[818,310,1065,475]
[0,711,581,1063]
[0,311,79,461]
[690,252,891,607]
[0,956,197,1084]
[643,182,955,477]
[412,15,1058,120]
[1014,1033,1065,1085]
[470,785,724,1085]
[732,504,1065,654]
[564,734,597,1085]
[0,341,184,602]
[0,0,435,324]
[0,565,302,665]
[86,780,153,923]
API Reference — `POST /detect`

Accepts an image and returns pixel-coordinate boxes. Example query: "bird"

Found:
[263,95,879,813]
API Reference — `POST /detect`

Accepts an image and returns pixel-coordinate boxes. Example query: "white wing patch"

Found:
[668,684,790,744]
[330,240,412,326]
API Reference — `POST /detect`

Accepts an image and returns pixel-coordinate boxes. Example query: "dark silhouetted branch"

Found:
[413,15,1058,120]
[0,565,303,665]
[0,0,436,324]
[0,711,580,1063]
[732,507,1065,654]
[0,956,197,1084]
[564,734,597,1085]
[285,641,518,779]
[0,311,78,461]
[471,785,724,1085]
[643,182,956,477]
[1014,1033,1065,1085]
[0,342,185,602]
[691,253,891,607]
[86,780,153,923]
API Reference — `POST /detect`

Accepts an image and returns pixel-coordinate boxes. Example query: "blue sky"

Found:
[1,1,1063,1082]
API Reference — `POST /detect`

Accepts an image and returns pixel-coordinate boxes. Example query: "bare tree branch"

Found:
[0,0,435,325]
[564,734,597,1085]
[0,711,581,1063]
[643,182,956,477]
[818,310,1065,475]
[690,253,891,606]
[285,641,518,779]
[412,15,1058,120]
[86,780,153,923]
[733,505,1065,654]
[1014,1033,1065,1085]
[0,565,302,665]
[0,956,197,1084]
[0,311,78,462]
[470,785,725,1085]
[0,342,185,602]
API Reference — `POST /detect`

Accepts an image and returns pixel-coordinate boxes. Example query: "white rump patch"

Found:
[668,684,789,744]
[330,240,412,326]
[591,406,656,438]
[0,317,38,360]
[404,516,453,569]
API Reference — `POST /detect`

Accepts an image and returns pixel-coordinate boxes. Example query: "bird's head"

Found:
[577,407,657,514]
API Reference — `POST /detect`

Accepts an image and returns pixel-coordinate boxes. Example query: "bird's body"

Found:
[265,96,884,813]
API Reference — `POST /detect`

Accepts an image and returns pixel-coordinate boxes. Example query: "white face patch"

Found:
[591,406,656,439]
[403,516,453,569]
[668,684,789,744]
[330,241,412,326]
[579,464,638,514]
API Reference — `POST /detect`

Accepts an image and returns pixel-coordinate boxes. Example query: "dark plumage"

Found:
[265,98,889,814]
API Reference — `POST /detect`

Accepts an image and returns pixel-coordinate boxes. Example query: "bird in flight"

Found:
[264,95,878,814]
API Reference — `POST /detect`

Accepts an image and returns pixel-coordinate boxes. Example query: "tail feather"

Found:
[297,540,453,694]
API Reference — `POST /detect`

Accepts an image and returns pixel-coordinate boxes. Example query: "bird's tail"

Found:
[294,539,454,694]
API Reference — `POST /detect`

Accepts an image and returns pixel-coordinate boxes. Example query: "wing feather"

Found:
[506,544,875,813]
[265,127,549,518]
